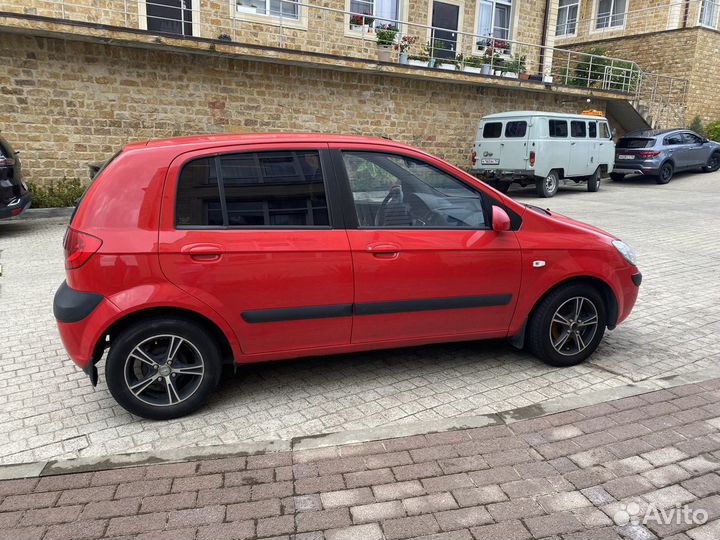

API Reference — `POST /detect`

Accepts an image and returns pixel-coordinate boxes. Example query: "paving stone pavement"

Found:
[2,379,720,540]
[0,170,718,464]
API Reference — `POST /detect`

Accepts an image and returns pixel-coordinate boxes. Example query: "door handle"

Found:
[367,242,400,259]
[181,243,224,261]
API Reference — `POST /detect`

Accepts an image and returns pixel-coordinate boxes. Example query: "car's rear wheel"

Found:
[587,168,601,192]
[655,162,674,184]
[536,170,559,198]
[527,284,607,367]
[702,151,720,173]
[105,317,222,420]
[494,180,512,194]
[610,172,625,181]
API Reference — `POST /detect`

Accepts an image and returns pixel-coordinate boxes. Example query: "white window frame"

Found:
[475,0,513,44]
[138,0,201,37]
[699,0,719,29]
[592,0,627,32]
[345,0,406,39]
[556,0,580,37]
[231,0,308,30]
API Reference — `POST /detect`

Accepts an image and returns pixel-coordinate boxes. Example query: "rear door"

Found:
[159,144,354,356]
[664,132,689,168]
[547,119,571,176]
[332,143,522,344]
[475,120,505,171]
[568,119,590,176]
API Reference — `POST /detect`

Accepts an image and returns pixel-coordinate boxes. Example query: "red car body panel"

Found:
[56,133,640,372]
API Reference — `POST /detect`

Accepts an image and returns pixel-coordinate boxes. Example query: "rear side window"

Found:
[482,122,503,138]
[505,121,527,138]
[175,150,329,228]
[617,138,654,149]
[588,122,597,138]
[549,120,568,138]
[571,121,587,138]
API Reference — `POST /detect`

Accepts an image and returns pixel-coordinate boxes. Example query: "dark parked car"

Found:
[611,129,720,184]
[0,135,31,219]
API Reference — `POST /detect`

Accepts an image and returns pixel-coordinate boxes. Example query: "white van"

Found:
[471,111,615,198]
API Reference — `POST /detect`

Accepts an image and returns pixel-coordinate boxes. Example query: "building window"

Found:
[349,0,399,27]
[556,0,579,36]
[236,0,299,19]
[595,0,627,29]
[477,0,512,41]
[699,0,719,28]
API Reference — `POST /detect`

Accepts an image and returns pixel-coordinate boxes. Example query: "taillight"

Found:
[471,150,477,165]
[529,151,536,167]
[63,228,102,269]
[636,151,660,159]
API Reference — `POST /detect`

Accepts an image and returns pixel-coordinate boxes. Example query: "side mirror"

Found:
[492,206,511,232]
[611,128,617,139]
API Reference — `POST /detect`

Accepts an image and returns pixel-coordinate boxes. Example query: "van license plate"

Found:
[481,158,500,165]
[617,154,634,160]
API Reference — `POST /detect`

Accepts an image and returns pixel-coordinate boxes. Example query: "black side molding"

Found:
[242,304,353,324]
[53,281,104,323]
[631,273,643,287]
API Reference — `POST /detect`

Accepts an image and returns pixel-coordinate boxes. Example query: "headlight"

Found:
[612,240,637,266]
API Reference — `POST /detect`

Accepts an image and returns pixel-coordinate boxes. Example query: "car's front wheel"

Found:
[105,317,222,420]
[702,151,720,173]
[527,284,607,367]
[494,180,512,194]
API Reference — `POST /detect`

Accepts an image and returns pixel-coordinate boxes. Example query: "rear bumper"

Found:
[0,191,31,219]
[612,164,658,175]
[474,169,535,182]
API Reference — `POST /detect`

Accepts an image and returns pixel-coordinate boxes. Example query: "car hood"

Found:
[522,205,618,243]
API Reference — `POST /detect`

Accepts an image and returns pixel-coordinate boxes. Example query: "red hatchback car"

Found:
[54,134,641,419]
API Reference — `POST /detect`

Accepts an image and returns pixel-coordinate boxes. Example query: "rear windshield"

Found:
[617,138,654,149]
[505,121,527,138]
[482,122,503,138]
[70,150,122,225]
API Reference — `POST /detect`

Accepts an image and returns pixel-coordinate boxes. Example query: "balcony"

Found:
[1,0,644,97]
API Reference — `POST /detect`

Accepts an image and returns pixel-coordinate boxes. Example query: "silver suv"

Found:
[611,129,720,184]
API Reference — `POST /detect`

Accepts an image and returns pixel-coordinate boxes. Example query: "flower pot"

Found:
[481,64,492,75]
[494,69,503,76]
[428,58,436,68]
[504,72,518,79]
[463,66,482,74]
[377,44,392,62]
[543,75,554,83]
[399,52,408,64]
[518,73,530,81]
[438,62,456,70]
[349,24,363,32]
[408,59,427,67]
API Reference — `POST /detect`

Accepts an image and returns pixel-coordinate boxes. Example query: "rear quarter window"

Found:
[482,122,503,138]
[571,121,587,138]
[617,138,654,149]
[549,120,568,138]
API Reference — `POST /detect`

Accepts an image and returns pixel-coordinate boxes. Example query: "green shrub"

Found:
[567,47,637,92]
[689,116,706,137]
[26,177,87,208]
[706,122,720,142]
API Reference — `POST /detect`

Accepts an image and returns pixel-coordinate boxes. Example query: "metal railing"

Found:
[1,0,646,93]
[556,0,720,41]
[633,71,690,128]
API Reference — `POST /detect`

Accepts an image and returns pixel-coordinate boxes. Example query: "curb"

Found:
[2,366,719,481]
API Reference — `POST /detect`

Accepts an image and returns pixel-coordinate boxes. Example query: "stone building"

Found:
[0,0,678,185]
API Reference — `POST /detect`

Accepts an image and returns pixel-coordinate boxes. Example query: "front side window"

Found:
[600,122,611,139]
[236,0,299,19]
[571,121,587,138]
[483,122,503,138]
[595,0,627,29]
[505,121,527,138]
[556,0,580,36]
[699,0,719,28]
[683,133,703,144]
[176,150,329,228]
[477,0,512,41]
[349,0,399,27]
[343,152,486,229]
[549,120,568,138]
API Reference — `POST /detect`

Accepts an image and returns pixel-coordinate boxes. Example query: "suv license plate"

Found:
[481,158,500,165]
[617,154,634,160]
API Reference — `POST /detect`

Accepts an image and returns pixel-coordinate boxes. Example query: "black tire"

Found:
[527,284,607,367]
[655,162,674,184]
[702,151,720,173]
[610,172,625,181]
[105,317,222,420]
[536,170,559,198]
[495,180,512,194]
[587,168,601,192]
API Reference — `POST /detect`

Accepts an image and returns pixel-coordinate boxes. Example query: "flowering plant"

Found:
[350,13,373,26]
[394,35,417,53]
[376,24,399,46]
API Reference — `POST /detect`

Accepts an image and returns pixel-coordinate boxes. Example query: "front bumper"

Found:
[0,191,31,219]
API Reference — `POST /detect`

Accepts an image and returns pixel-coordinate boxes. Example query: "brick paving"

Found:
[1,380,720,539]
[0,171,719,464]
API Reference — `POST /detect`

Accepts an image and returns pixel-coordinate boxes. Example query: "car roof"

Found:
[620,128,685,138]
[122,133,413,152]
[481,111,607,121]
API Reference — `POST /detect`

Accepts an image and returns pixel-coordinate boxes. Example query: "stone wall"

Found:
[0,33,603,186]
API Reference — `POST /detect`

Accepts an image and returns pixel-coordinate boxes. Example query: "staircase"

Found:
[631,71,689,129]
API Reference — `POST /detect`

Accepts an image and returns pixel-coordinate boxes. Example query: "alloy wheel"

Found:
[123,334,205,407]
[548,297,599,357]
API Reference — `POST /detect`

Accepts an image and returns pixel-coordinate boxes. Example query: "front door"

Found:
[431,2,460,59]
[332,145,522,344]
[159,145,354,356]
[146,0,193,37]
